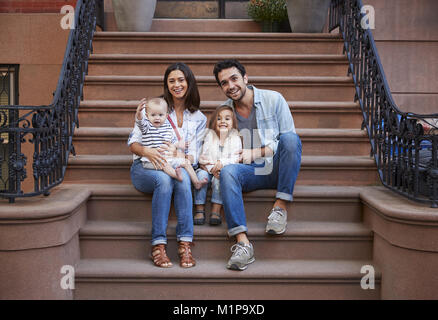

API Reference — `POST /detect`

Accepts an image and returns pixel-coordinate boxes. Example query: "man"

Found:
[212,59,302,271]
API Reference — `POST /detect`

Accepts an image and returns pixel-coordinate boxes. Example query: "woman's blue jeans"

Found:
[219,132,302,237]
[130,159,193,245]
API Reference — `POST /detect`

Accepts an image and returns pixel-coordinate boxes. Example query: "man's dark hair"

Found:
[213,59,246,85]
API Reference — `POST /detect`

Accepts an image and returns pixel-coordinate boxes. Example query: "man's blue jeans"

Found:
[130,159,194,245]
[220,131,302,237]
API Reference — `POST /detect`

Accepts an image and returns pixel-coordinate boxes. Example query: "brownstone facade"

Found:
[0,0,77,13]
[0,0,437,300]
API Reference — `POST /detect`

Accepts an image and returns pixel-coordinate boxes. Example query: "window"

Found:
[1,65,18,103]
[0,65,19,192]
[1,65,19,142]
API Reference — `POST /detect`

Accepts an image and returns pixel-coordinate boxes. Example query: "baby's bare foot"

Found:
[194,178,208,190]
[175,167,183,182]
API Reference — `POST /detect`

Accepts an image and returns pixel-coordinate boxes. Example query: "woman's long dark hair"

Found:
[163,62,200,113]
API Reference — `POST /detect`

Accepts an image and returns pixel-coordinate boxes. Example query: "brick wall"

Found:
[0,0,77,13]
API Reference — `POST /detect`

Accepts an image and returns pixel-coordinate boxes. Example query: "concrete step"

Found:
[92,32,344,55]
[79,220,373,261]
[78,184,363,223]
[64,155,379,185]
[74,258,381,299]
[73,127,370,157]
[88,53,349,77]
[291,101,363,129]
[83,75,355,101]
[297,128,369,156]
[78,100,363,129]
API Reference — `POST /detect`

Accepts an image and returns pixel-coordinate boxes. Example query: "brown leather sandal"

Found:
[178,241,196,268]
[151,244,173,268]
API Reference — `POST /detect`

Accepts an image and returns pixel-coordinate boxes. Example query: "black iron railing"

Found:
[329,0,438,207]
[0,0,102,203]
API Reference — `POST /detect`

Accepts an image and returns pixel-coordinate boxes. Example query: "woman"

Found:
[164,63,208,224]
[129,62,206,268]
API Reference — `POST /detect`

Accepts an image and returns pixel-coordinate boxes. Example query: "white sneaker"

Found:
[266,207,287,235]
[226,242,255,271]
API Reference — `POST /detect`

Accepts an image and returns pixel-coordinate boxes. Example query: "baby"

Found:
[136,97,207,189]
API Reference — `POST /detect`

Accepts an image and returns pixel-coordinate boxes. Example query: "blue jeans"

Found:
[220,132,302,237]
[194,169,223,205]
[130,160,193,245]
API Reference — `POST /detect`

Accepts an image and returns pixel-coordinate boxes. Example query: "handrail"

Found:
[0,0,101,203]
[329,0,438,207]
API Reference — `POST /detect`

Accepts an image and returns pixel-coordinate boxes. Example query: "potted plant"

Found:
[286,0,331,33]
[112,0,157,32]
[247,0,289,32]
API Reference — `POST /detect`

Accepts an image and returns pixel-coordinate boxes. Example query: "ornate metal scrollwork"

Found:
[9,152,27,184]
[0,0,101,202]
[329,0,438,207]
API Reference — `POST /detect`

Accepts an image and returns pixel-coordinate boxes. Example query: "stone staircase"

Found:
[67,19,381,299]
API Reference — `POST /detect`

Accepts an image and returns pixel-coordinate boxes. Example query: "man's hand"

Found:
[238,149,254,164]
[237,147,273,164]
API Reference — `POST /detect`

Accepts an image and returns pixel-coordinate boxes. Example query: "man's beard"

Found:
[228,86,246,102]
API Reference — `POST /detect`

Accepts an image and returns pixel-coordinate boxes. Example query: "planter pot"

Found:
[286,0,331,33]
[112,0,157,32]
[261,21,282,33]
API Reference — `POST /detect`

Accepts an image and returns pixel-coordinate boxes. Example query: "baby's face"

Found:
[146,102,167,127]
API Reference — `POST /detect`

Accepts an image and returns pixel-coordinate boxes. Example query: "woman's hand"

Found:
[210,160,223,179]
[130,143,167,170]
[143,146,167,170]
[174,139,186,151]
[159,141,177,157]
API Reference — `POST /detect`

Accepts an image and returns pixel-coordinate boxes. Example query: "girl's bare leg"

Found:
[210,203,222,225]
[211,203,222,215]
[194,204,205,221]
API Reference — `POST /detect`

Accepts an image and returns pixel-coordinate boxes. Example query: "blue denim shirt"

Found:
[222,85,296,159]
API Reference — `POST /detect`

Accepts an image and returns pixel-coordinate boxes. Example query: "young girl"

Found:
[195,105,242,225]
